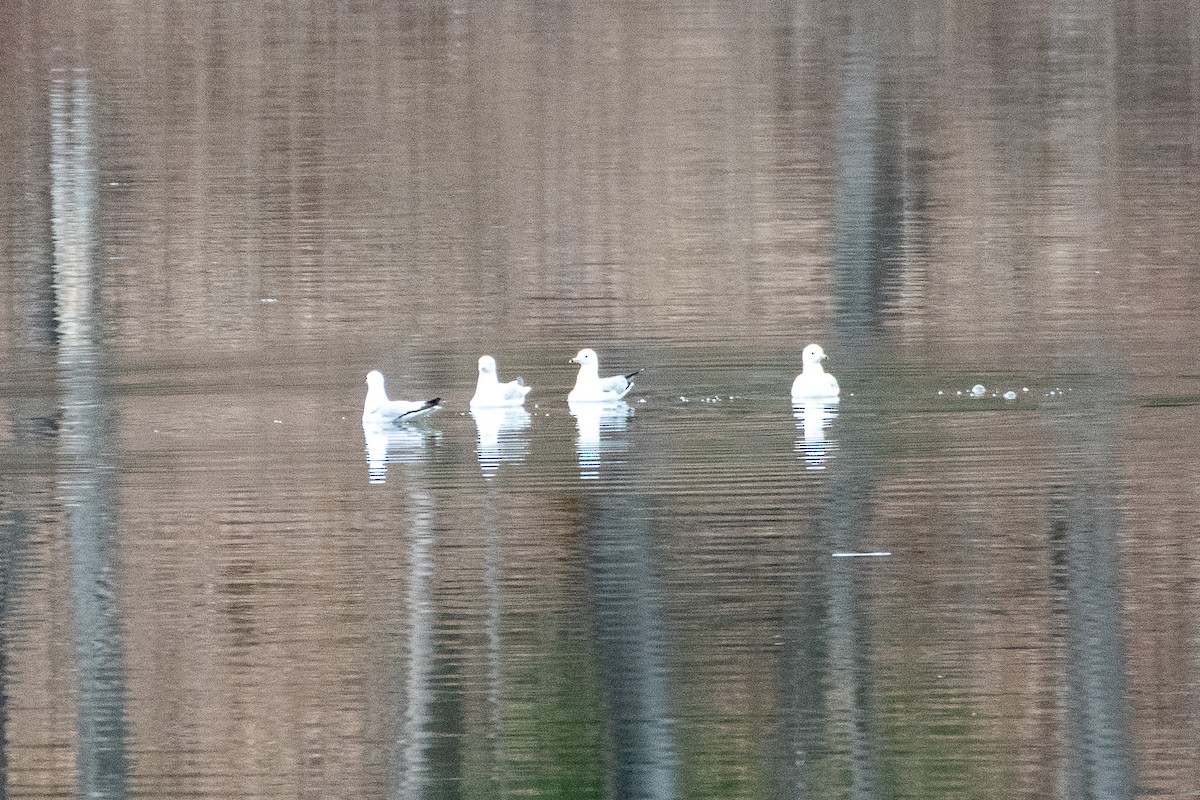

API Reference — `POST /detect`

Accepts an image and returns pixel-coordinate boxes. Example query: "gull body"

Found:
[362,370,441,424]
[568,348,640,403]
[791,344,840,400]
[470,355,532,410]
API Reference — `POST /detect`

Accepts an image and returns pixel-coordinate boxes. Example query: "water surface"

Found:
[2,2,1199,799]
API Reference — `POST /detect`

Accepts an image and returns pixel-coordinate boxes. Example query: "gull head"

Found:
[477,355,497,376]
[802,344,827,368]
[571,348,598,367]
[366,370,386,389]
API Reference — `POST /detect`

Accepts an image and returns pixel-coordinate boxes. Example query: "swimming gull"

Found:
[362,370,441,424]
[470,355,532,410]
[568,348,641,403]
[791,344,840,400]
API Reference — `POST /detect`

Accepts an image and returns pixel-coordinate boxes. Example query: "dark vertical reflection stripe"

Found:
[833,1,883,337]
[1,12,54,792]
[776,538,828,799]
[0,509,27,800]
[50,67,130,800]
[1051,366,1134,800]
[823,408,883,800]
[482,484,505,794]
[583,494,678,800]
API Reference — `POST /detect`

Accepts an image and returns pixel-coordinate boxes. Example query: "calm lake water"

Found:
[2,1,1199,798]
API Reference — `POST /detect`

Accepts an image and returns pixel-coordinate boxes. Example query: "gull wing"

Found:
[501,378,531,402]
[382,397,441,421]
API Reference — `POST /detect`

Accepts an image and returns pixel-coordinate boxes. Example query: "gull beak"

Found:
[570,357,580,364]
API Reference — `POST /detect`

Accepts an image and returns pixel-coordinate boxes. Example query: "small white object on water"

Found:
[1003,391,1017,400]
[832,551,892,558]
[971,384,986,396]
[937,390,944,396]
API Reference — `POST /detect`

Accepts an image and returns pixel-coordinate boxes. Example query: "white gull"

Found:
[362,370,441,424]
[469,355,531,410]
[791,343,840,401]
[568,348,641,403]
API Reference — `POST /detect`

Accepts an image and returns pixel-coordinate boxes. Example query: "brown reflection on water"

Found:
[1,1,1191,364]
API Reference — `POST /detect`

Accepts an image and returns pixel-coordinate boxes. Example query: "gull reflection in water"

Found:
[363,422,441,484]
[569,400,634,480]
[471,407,532,477]
[793,400,839,470]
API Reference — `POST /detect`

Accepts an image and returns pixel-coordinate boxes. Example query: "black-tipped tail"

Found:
[399,398,441,419]
[624,369,643,380]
